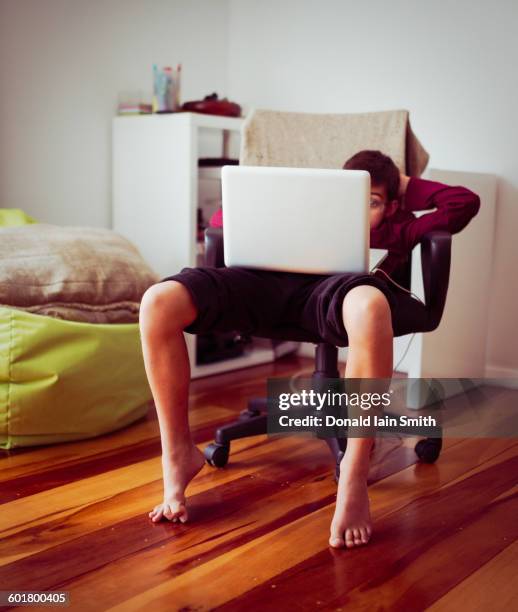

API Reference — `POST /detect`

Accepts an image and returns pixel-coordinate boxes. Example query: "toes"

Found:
[353,528,362,546]
[171,504,188,523]
[359,527,370,544]
[329,523,345,549]
[162,502,188,523]
[329,536,345,549]
[149,500,189,524]
[178,505,189,523]
[151,507,164,522]
[330,527,371,549]
[163,505,175,521]
[345,529,356,548]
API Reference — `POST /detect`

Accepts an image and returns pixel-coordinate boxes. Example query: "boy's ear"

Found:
[384,199,399,218]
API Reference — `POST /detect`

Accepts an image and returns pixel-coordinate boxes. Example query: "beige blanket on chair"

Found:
[240,108,428,175]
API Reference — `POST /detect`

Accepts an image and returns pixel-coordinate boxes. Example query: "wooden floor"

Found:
[1,355,517,611]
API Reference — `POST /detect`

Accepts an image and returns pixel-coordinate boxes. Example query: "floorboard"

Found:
[1,355,516,611]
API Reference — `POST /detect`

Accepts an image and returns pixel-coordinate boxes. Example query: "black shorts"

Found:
[160,266,399,347]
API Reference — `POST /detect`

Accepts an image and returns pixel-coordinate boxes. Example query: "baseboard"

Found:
[273,340,299,358]
[296,342,314,359]
[484,365,518,388]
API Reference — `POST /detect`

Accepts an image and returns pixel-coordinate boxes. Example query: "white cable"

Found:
[394,333,416,371]
[289,367,313,393]
[370,267,425,305]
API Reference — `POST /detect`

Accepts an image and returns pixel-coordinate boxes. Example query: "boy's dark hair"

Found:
[343,150,400,201]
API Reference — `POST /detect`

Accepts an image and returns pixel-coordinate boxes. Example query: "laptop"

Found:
[221,165,387,275]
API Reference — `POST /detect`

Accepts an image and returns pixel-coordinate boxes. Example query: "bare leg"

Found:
[329,285,393,548]
[139,281,205,523]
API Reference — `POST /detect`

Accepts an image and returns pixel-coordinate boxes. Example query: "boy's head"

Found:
[343,150,400,229]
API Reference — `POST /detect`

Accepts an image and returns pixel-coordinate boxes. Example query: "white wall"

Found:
[1,0,517,376]
[226,0,518,376]
[0,0,229,227]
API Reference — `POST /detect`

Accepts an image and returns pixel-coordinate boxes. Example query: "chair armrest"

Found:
[419,231,452,331]
[204,227,225,268]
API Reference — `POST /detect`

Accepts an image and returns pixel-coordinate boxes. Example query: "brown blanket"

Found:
[0,224,159,323]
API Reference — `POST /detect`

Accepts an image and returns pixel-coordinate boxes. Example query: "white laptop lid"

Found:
[221,166,386,275]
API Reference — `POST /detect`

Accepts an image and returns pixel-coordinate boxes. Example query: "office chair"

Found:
[202,227,451,478]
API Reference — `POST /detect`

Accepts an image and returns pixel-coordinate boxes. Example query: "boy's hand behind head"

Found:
[398,172,411,199]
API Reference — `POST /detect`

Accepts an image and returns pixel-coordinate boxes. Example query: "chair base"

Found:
[203,342,443,475]
[204,397,443,476]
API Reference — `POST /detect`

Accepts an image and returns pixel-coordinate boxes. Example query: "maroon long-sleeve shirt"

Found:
[209,177,480,276]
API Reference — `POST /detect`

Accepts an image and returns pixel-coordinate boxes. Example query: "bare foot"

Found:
[149,444,205,524]
[329,473,372,549]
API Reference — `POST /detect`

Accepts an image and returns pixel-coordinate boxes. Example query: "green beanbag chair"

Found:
[0,208,37,227]
[0,307,151,449]
[0,209,152,449]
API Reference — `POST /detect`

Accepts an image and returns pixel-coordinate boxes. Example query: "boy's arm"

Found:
[400,176,480,248]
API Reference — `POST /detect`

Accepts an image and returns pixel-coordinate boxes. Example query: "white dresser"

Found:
[113,112,297,379]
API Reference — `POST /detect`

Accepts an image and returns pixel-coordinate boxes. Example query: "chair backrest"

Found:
[239,109,429,176]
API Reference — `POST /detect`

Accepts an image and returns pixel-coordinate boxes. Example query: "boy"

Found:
[139,150,480,549]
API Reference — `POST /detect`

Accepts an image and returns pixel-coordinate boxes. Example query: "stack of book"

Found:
[117,103,152,116]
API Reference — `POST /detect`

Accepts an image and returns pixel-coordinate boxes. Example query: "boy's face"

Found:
[369,183,398,229]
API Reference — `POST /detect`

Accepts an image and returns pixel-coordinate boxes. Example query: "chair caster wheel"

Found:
[204,443,230,467]
[415,438,442,463]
